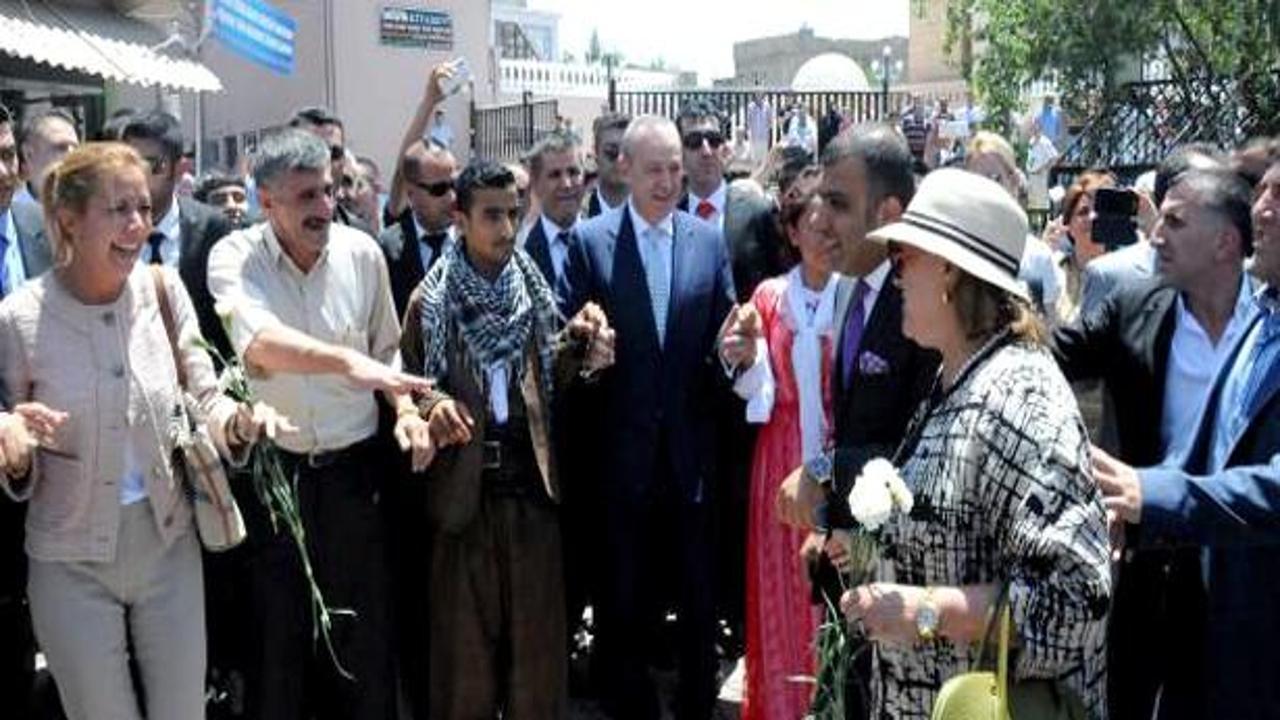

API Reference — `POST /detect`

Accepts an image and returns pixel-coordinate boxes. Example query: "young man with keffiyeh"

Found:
[402,159,614,719]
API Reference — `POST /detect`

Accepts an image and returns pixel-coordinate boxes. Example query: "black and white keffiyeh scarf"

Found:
[418,243,562,406]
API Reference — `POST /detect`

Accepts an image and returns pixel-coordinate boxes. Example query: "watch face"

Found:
[917,605,939,633]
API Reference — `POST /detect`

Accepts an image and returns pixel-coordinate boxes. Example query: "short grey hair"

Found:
[620,115,679,159]
[252,128,330,189]
[526,131,580,179]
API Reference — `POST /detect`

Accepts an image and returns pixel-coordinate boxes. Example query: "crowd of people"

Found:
[0,56,1279,720]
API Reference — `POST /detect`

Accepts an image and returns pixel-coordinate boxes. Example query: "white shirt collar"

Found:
[412,215,453,241]
[1174,274,1255,346]
[861,259,892,293]
[596,187,623,213]
[540,215,572,243]
[688,181,727,215]
[156,196,181,241]
[628,199,673,239]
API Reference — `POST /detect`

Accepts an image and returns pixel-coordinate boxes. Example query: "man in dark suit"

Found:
[377,140,457,316]
[1051,166,1256,719]
[1093,157,1280,720]
[776,124,939,720]
[584,112,630,219]
[289,106,372,234]
[523,131,585,310]
[0,101,53,720]
[675,100,791,659]
[565,115,740,720]
[119,111,234,360]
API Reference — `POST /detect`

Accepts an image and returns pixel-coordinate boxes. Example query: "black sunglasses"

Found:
[412,179,454,197]
[329,144,345,161]
[682,130,724,151]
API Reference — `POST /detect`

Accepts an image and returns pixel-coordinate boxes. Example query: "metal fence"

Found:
[1054,75,1271,187]
[470,91,559,163]
[609,86,912,146]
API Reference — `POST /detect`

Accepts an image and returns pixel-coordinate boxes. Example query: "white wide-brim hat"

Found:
[868,168,1030,301]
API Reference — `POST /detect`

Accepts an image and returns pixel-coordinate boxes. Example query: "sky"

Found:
[526,0,910,83]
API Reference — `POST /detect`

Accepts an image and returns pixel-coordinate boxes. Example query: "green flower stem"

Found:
[197,339,353,679]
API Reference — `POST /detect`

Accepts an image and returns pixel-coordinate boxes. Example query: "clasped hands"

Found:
[424,302,616,452]
[0,400,293,479]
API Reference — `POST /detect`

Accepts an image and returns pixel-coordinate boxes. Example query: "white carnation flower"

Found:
[848,457,913,531]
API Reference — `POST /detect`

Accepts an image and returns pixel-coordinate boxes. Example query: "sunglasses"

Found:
[412,179,454,197]
[329,144,345,161]
[681,130,724,151]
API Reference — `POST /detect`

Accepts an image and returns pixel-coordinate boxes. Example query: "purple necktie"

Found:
[841,280,869,386]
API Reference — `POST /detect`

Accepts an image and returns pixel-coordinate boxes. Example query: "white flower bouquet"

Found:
[809,457,913,720]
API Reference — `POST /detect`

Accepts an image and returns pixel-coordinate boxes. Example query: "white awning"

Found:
[0,0,222,93]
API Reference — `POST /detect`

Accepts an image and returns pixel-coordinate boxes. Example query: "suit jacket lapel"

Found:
[1148,289,1178,400]
[525,221,555,285]
[664,213,693,346]
[616,209,661,353]
[1183,311,1263,472]
[832,277,855,411]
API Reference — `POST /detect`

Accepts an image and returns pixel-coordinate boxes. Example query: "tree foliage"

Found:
[946,0,1280,136]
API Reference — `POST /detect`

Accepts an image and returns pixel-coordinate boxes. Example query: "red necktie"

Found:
[696,199,716,220]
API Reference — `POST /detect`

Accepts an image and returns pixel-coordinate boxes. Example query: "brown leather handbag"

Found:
[150,267,246,551]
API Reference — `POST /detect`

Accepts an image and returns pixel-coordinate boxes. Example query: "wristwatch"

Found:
[804,452,834,488]
[916,587,940,642]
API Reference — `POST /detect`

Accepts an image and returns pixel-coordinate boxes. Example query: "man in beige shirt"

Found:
[208,128,432,720]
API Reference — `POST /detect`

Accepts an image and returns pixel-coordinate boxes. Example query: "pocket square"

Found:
[858,351,890,375]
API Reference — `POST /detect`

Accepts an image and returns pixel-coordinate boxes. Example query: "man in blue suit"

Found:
[564,115,741,720]
[1093,157,1280,720]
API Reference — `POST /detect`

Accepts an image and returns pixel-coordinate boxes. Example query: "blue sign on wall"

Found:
[210,0,296,76]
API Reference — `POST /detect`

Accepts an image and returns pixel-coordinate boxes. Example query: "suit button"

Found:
[112,365,125,379]
[102,312,115,326]
[163,515,174,528]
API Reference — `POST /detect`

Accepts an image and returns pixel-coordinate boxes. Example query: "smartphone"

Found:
[1092,187,1139,249]
[438,58,472,98]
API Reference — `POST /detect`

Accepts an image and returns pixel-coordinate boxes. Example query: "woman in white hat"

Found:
[833,168,1111,717]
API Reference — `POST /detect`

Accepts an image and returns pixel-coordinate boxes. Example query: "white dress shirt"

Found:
[629,201,674,343]
[687,181,727,230]
[413,216,455,273]
[596,187,623,214]
[857,259,892,323]
[0,209,26,296]
[539,215,574,284]
[1160,277,1255,463]
[140,196,182,268]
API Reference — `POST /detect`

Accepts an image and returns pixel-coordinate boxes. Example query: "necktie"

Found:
[643,226,670,346]
[841,280,870,386]
[422,231,447,268]
[695,199,716,220]
[147,231,166,265]
[553,231,572,299]
[0,229,10,298]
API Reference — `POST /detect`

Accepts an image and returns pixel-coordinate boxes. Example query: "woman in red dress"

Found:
[740,180,841,720]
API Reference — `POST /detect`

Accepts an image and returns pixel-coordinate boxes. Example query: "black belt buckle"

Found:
[482,440,502,470]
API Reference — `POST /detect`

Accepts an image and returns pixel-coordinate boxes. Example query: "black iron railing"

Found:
[470,91,560,162]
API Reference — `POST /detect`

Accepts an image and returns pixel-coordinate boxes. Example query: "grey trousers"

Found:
[28,502,206,720]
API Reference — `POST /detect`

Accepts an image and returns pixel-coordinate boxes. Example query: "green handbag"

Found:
[930,598,1087,720]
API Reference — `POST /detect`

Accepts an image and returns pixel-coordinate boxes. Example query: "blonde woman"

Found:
[0,143,284,720]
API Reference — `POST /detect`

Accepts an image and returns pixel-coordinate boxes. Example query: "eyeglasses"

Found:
[411,179,454,197]
[329,145,345,161]
[141,155,169,175]
[681,130,724,151]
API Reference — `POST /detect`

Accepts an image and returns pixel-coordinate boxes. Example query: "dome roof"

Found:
[791,53,870,91]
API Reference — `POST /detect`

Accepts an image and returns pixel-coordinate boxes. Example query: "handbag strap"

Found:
[149,266,188,390]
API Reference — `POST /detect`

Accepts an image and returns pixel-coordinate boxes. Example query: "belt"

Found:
[280,435,379,470]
